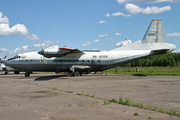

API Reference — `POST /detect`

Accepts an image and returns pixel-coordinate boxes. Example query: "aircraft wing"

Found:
[59,47,84,54]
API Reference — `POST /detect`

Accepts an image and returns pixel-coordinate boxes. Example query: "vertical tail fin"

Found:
[111,19,176,52]
[142,19,166,43]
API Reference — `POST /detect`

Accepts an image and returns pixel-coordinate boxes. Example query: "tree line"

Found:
[122,53,180,67]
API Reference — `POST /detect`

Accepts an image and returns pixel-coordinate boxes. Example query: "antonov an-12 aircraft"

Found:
[0,19,176,77]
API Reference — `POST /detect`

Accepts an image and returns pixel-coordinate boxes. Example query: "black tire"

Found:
[25,72,30,77]
[74,71,80,77]
[67,72,73,77]
[5,71,8,75]
[14,71,20,74]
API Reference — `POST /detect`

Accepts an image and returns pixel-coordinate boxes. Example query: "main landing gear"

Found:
[67,71,82,77]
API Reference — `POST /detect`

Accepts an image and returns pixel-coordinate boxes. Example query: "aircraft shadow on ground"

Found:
[34,75,67,81]
[132,74,147,77]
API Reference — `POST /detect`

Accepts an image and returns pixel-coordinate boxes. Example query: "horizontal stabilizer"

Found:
[151,49,170,55]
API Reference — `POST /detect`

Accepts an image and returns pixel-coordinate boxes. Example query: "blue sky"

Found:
[0,0,180,59]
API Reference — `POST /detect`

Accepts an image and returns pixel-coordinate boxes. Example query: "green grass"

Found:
[90,102,97,106]
[148,117,152,119]
[134,112,139,116]
[64,90,73,93]
[76,93,82,95]
[56,89,180,117]
[77,103,85,107]
[104,66,180,76]
[119,97,180,116]
[0,104,10,107]
[67,104,72,107]
[52,88,57,90]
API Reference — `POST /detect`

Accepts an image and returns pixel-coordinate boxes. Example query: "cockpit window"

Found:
[8,55,20,61]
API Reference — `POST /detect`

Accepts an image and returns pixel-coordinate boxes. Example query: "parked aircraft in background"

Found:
[0,19,176,77]
[0,63,20,74]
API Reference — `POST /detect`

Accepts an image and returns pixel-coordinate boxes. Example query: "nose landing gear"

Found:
[25,71,30,77]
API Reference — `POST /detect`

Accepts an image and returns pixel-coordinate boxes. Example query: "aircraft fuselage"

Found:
[5,50,151,73]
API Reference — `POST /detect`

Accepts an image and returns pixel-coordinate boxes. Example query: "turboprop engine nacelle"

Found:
[38,47,83,58]
[38,49,68,58]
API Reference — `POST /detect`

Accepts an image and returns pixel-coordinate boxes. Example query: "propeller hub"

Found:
[38,51,43,55]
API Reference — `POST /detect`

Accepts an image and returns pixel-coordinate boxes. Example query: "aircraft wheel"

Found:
[67,72,73,77]
[5,71,9,75]
[74,71,80,77]
[14,71,19,74]
[25,72,30,77]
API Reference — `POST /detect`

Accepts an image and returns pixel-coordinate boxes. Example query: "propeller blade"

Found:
[41,44,44,52]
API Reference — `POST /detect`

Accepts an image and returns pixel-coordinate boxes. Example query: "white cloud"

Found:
[32,40,53,48]
[115,33,121,36]
[48,45,59,49]
[125,3,171,14]
[105,34,109,37]
[33,44,41,48]
[99,34,109,37]
[46,40,53,44]
[125,3,142,14]
[142,5,171,14]
[117,0,173,4]
[167,32,180,37]
[105,13,110,17]
[14,45,29,54]
[26,34,39,40]
[115,39,132,47]
[82,41,90,47]
[0,12,28,36]
[107,38,113,41]
[0,45,29,57]
[0,23,29,36]
[56,40,60,43]
[22,45,28,50]
[93,39,99,43]
[0,48,9,52]
[112,12,131,17]
[99,34,104,37]
[33,43,47,48]
[0,12,9,24]
[97,20,106,24]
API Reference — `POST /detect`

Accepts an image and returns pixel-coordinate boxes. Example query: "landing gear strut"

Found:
[25,71,30,77]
